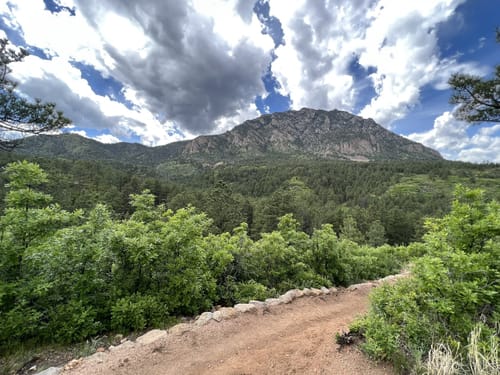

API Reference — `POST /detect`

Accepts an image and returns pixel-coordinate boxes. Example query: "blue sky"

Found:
[0,0,499,162]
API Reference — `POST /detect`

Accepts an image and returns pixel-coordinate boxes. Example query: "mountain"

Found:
[16,108,442,164]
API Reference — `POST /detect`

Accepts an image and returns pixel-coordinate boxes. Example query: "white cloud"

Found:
[270,0,368,112]
[211,103,261,134]
[408,112,500,162]
[9,53,184,146]
[1,0,274,143]
[94,134,121,144]
[269,0,486,128]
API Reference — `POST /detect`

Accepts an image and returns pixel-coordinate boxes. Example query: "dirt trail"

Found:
[62,283,394,375]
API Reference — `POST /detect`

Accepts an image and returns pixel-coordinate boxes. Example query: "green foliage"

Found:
[2,159,497,374]
[111,294,168,331]
[308,224,350,285]
[366,220,386,247]
[0,38,71,149]
[356,186,500,373]
[448,29,499,123]
[340,215,365,244]
[228,280,270,304]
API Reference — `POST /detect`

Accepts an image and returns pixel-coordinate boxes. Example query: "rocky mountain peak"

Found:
[16,108,442,164]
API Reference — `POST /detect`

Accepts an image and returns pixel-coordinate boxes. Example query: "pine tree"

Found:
[0,38,71,149]
[448,29,500,123]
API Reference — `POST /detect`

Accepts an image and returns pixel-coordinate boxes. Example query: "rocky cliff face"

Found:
[175,108,442,161]
[16,108,442,164]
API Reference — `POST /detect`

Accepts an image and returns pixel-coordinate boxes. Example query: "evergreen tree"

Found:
[366,220,387,247]
[448,29,500,123]
[0,38,70,149]
[339,215,365,244]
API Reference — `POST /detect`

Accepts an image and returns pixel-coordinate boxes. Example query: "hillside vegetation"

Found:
[1,151,499,245]
[0,159,498,375]
[0,161,407,350]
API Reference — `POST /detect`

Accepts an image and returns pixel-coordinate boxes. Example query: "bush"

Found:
[232,280,271,303]
[355,186,500,373]
[44,300,101,343]
[111,294,168,332]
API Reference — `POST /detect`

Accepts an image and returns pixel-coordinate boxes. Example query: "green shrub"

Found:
[355,186,500,373]
[44,300,101,343]
[111,294,168,331]
[232,280,270,303]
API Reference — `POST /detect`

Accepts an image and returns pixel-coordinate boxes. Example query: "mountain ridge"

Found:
[16,108,442,164]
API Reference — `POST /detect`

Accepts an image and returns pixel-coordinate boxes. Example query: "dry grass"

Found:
[421,325,499,375]
[424,343,463,375]
[467,326,499,375]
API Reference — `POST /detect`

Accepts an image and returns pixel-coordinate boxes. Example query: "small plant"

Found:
[335,330,363,351]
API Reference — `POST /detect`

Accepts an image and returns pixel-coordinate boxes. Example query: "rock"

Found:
[294,289,305,298]
[249,300,266,309]
[234,303,258,314]
[96,347,105,353]
[264,298,282,306]
[36,367,61,375]
[218,307,239,319]
[347,282,376,291]
[194,312,213,326]
[120,338,128,344]
[279,289,299,304]
[302,288,313,296]
[169,322,192,335]
[329,287,338,293]
[321,287,330,294]
[29,365,37,372]
[136,329,167,345]
[310,288,323,296]
[212,311,223,322]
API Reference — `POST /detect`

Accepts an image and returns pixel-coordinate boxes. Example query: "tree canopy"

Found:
[0,38,71,150]
[448,29,500,123]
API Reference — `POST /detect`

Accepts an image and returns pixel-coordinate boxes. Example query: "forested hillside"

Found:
[1,151,498,245]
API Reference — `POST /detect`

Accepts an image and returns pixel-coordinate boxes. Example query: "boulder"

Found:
[218,307,239,320]
[302,288,313,296]
[249,300,267,309]
[265,298,282,306]
[136,329,167,345]
[279,289,299,304]
[310,288,323,296]
[194,312,213,327]
[212,311,223,322]
[321,287,330,295]
[234,303,258,314]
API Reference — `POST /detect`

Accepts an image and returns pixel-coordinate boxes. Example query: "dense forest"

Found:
[1,151,499,245]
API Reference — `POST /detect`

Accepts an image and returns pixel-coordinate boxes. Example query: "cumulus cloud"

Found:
[94,134,121,144]
[1,0,274,143]
[269,0,485,128]
[408,112,500,163]
[74,0,273,135]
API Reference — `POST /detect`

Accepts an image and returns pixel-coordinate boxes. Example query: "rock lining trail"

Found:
[53,276,406,375]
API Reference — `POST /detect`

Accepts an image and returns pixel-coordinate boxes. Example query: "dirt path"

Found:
[60,282,394,375]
